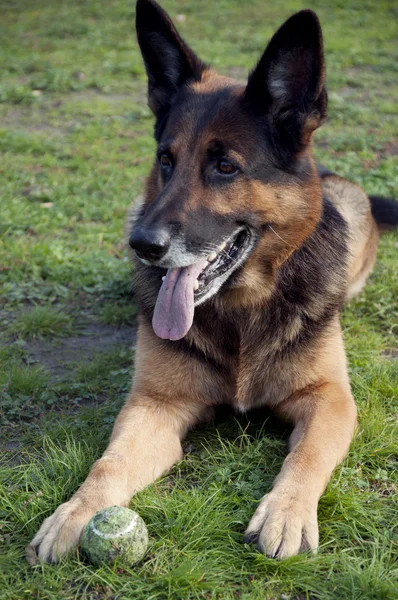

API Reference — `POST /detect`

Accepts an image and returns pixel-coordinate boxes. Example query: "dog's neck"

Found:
[212,171,324,310]
[185,191,348,359]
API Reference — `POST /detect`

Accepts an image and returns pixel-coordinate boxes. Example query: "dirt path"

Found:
[26,322,136,381]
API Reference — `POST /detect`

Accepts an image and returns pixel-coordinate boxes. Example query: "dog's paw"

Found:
[244,490,319,559]
[27,498,93,564]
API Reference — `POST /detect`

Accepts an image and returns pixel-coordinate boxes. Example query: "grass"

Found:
[0,0,397,598]
[99,303,137,327]
[8,306,74,339]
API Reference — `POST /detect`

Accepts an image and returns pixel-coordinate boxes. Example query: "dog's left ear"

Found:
[244,10,327,156]
[136,0,206,117]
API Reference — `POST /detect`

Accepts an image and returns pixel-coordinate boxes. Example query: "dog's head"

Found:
[130,0,327,340]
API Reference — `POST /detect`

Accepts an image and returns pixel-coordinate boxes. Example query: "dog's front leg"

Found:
[28,393,201,563]
[245,381,357,558]
[28,323,213,563]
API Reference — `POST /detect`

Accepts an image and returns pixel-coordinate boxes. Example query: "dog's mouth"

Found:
[152,228,255,341]
[194,229,253,302]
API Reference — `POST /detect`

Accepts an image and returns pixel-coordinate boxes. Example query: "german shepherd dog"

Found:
[29,0,398,563]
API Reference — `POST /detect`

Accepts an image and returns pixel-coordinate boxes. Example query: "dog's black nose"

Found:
[129,226,170,262]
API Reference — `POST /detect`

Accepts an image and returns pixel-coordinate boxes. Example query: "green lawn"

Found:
[0,0,397,598]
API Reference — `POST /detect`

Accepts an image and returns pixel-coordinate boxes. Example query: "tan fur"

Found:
[190,68,242,94]
[244,320,357,556]
[322,175,379,299]
[246,379,356,557]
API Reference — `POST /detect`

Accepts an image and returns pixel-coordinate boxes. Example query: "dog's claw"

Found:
[28,497,93,563]
[243,531,258,545]
[26,543,39,566]
[245,490,319,559]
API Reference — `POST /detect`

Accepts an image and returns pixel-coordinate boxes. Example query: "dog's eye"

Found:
[159,153,172,168]
[217,159,237,175]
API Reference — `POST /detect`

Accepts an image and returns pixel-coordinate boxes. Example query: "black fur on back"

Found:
[369,195,398,230]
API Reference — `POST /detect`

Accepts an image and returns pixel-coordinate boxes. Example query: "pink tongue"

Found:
[152,259,207,340]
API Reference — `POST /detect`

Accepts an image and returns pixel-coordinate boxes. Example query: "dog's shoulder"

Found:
[263,196,349,347]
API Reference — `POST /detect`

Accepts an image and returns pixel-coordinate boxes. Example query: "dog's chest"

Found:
[231,331,301,412]
[193,306,313,411]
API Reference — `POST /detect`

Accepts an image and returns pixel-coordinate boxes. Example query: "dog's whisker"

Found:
[267,224,288,245]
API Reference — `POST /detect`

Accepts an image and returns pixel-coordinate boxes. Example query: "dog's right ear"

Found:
[136,0,206,117]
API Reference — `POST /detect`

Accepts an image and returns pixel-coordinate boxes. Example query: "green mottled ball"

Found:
[80,506,148,568]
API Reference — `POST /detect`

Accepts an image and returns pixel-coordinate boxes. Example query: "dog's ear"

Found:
[244,10,327,157]
[136,0,206,116]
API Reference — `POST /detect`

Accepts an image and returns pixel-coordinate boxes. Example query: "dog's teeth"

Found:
[193,280,199,291]
[207,252,217,262]
[218,241,226,251]
[162,276,165,281]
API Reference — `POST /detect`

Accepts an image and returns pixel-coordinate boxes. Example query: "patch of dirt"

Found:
[27,322,136,381]
[344,65,395,85]
[318,135,398,169]
[382,348,398,359]
[378,139,398,159]
[361,139,398,169]
[1,88,147,135]
[2,440,21,452]
[1,107,65,135]
[338,86,371,102]
[69,89,146,104]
